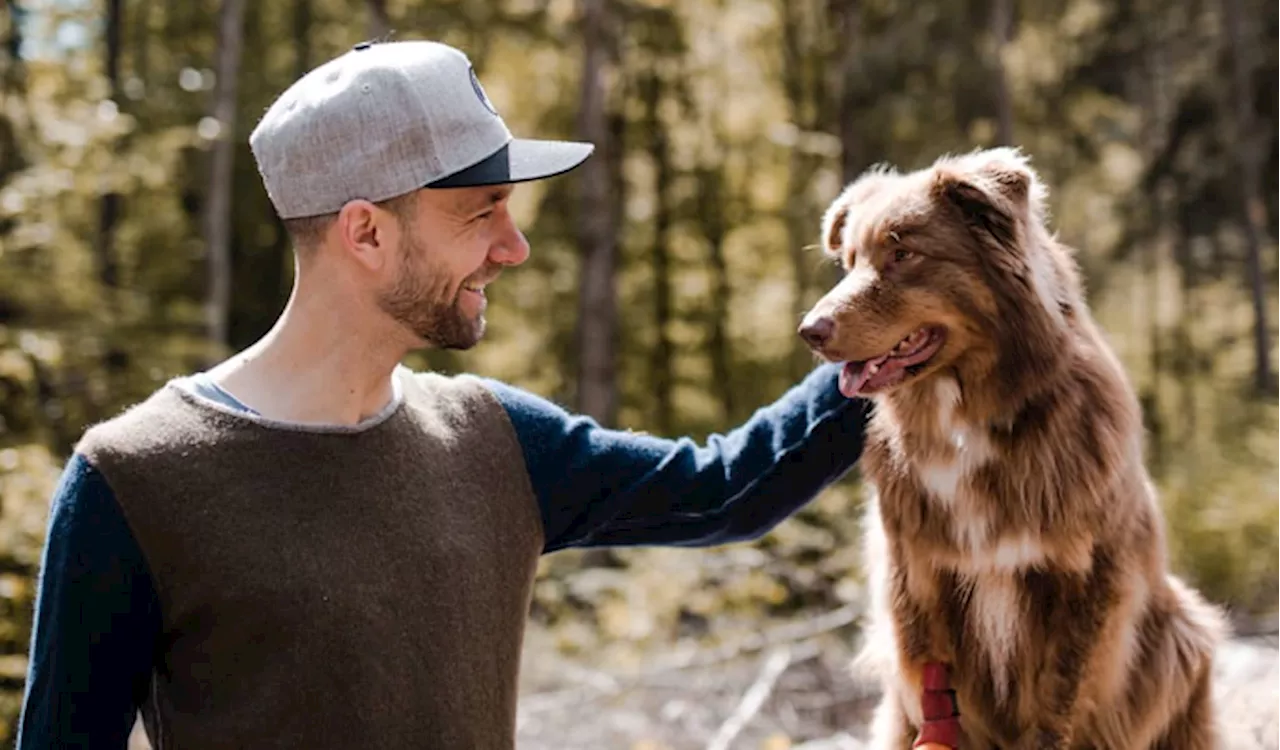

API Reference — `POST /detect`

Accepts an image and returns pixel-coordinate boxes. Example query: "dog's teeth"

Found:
[869,362,880,375]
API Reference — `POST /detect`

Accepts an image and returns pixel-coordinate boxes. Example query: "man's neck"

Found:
[207,285,412,426]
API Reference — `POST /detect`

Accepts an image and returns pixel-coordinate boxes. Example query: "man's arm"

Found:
[480,362,870,553]
[17,453,162,749]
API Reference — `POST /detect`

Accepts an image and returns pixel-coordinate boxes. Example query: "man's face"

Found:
[375,184,529,350]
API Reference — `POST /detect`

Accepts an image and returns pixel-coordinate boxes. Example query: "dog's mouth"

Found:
[838,326,947,398]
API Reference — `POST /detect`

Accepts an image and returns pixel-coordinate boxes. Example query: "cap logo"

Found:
[468,66,498,116]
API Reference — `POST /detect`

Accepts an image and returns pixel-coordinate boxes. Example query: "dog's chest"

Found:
[886,379,1004,553]
[874,380,1056,701]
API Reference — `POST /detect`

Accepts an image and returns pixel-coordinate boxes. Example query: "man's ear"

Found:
[336,199,392,271]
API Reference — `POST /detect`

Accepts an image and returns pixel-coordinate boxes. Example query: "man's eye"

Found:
[475,211,493,222]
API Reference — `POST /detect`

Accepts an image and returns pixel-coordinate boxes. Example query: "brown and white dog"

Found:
[799,148,1225,749]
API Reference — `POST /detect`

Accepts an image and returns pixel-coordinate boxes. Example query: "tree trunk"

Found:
[0,0,27,180]
[295,0,312,78]
[832,0,863,185]
[95,0,122,292]
[697,0,736,423]
[642,67,674,434]
[1222,0,1276,396]
[1139,0,1171,469]
[132,0,150,94]
[699,166,735,422]
[989,0,1014,146]
[780,0,817,381]
[2,0,22,93]
[204,0,248,351]
[573,0,618,424]
[366,0,390,41]
[1172,223,1198,448]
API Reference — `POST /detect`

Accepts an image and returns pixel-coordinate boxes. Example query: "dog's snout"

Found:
[798,316,835,349]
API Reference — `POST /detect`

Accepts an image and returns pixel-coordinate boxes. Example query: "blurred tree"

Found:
[574,0,619,424]
[94,0,121,291]
[988,0,1015,146]
[1221,0,1276,396]
[829,0,865,183]
[640,36,674,435]
[203,0,247,353]
[367,0,390,41]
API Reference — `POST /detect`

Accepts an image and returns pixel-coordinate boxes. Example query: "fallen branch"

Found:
[792,733,865,750]
[519,603,860,715]
[641,602,861,676]
[706,645,793,750]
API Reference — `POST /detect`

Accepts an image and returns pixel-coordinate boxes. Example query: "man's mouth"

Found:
[460,277,496,301]
[838,326,947,397]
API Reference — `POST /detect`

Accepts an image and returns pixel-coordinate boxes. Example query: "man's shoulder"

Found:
[400,367,494,408]
[75,380,207,466]
[399,368,571,423]
[397,366,520,432]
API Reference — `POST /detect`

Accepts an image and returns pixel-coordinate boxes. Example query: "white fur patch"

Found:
[916,379,995,552]
[965,574,1022,702]
[917,461,966,506]
[951,532,1049,576]
[991,533,1047,571]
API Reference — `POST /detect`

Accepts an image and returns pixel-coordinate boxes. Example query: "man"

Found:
[17,40,869,749]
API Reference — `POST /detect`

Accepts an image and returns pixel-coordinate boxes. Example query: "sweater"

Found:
[17,364,868,749]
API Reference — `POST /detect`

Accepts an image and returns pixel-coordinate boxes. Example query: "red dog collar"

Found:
[913,661,961,749]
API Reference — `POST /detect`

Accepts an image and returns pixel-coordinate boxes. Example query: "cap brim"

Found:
[426,139,594,189]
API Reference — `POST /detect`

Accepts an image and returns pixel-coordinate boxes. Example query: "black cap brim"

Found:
[426,139,594,189]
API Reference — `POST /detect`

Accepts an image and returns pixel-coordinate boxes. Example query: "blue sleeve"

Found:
[17,453,162,750]
[481,363,870,553]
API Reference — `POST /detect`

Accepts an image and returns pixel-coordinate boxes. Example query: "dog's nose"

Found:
[798,316,835,349]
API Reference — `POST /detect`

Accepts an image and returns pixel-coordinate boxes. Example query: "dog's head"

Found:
[799,147,1077,402]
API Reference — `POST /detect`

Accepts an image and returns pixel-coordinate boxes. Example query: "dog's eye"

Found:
[894,249,912,263]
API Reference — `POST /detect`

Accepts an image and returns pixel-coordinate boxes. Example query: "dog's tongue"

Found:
[839,354,910,397]
[840,355,885,397]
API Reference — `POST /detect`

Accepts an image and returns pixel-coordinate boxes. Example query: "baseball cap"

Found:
[249,39,595,220]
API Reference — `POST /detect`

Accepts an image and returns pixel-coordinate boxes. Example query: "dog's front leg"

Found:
[1013,545,1120,750]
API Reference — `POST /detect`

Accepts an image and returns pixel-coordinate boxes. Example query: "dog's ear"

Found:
[821,164,901,259]
[934,148,1074,331]
[931,147,1045,252]
[821,202,849,257]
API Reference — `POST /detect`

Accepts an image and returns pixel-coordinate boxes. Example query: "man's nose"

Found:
[798,316,835,349]
[490,224,530,267]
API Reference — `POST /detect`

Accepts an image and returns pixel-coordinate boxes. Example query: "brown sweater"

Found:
[78,372,544,749]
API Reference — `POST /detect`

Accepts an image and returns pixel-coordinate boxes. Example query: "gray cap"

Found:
[249,40,594,220]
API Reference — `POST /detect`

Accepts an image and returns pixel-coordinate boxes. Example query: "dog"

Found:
[798,148,1225,749]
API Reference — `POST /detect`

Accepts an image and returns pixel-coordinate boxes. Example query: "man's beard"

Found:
[376,235,487,350]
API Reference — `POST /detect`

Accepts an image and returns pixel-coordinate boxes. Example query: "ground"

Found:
[513,613,1279,750]
[125,609,1278,749]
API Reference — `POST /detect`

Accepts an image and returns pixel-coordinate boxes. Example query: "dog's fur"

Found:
[800,148,1225,749]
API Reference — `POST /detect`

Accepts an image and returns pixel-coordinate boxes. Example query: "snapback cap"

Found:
[249,40,594,220]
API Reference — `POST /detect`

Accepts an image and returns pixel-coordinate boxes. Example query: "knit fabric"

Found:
[76,372,543,749]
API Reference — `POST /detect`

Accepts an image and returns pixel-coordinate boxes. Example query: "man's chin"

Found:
[424,317,486,351]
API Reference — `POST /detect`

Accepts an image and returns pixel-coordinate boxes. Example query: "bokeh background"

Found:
[0,0,1276,747]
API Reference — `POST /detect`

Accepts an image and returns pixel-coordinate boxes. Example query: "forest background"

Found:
[0,0,1275,746]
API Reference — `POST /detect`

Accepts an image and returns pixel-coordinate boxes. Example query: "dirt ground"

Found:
[125,609,1277,749]
[514,613,1279,750]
